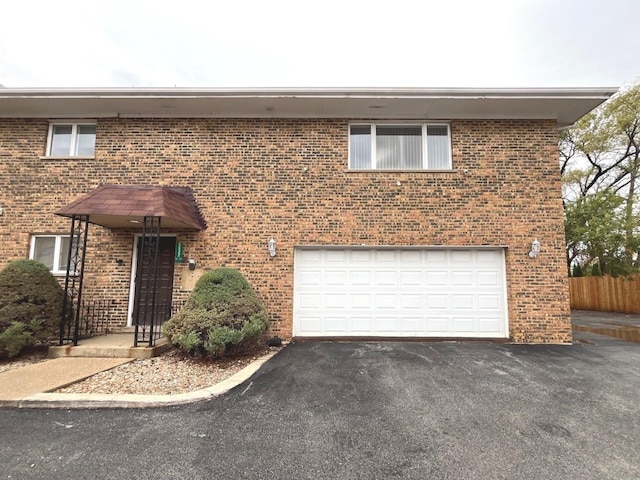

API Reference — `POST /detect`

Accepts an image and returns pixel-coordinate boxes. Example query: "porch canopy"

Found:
[55,184,206,230]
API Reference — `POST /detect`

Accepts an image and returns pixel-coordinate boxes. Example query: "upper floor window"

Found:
[349,123,452,170]
[30,235,76,275]
[46,123,96,156]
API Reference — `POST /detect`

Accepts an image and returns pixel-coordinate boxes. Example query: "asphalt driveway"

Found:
[1,340,639,479]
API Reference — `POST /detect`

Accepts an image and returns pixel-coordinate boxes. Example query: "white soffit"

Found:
[0,87,617,128]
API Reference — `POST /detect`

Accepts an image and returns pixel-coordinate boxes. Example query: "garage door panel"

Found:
[375,271,397,286]
[451,250,473,263]
[297,250,322,263]
[325,316,348,333]
[425,250,448,264]
[400,317,424,332]
[297,316,321,333]
[325,250,347,263]
[477,271,499,287]
[400,294,424,310]
[427,294,449,310]
[478,317,504,332]
[352,317,373,332]
[375,316,399,332]
[351,294,373,309]
[400,270,423,287]
[299,270,322,287]
[476,250,502,263]
[375,294,397,309]
[426,271,449,286]
[350,270,373,286]
[298,293,322,309]
[351,250,373,263]
[426,317,451,332]
[478,295,501,310]
[452,295,475,310]
[325,294,347,309]
[399,250,421,264]
[294,248,507,337]
[452,317,475,331]
[451,271,474,286]
[375,250,397,263]
[325,270,348,285]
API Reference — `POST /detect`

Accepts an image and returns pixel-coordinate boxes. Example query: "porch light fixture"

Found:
[529,239,541,258]
[268,237,276,257]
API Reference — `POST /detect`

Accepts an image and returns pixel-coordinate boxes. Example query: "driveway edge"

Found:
[17,350,280,409]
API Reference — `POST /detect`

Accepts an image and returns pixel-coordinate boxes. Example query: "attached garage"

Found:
[293,248,508,338]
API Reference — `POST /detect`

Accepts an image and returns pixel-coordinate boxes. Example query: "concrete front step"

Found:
[49,334,172,359]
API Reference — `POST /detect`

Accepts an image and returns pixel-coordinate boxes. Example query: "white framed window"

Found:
[46,122,96,156]
[349,123,452,170]
[29,235,77,275]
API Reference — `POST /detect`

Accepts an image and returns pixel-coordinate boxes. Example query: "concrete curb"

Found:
[17,350,280,409]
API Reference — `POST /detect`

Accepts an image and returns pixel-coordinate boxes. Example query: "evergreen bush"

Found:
[163,267,268,357]
[0,259,64,358]
[571,264,584,277]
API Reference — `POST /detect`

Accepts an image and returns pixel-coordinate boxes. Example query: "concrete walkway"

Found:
[0,357,132,407]
[0,350,279,409]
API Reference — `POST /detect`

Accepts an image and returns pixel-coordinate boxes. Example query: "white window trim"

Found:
[348,122,453,170]
[45,121,96,157]
[29,235,73,275]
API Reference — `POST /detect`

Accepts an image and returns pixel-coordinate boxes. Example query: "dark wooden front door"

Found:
[133,236,176,328]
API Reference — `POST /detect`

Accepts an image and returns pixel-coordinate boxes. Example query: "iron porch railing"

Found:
[134,300,186,346]
[59,298,111,345]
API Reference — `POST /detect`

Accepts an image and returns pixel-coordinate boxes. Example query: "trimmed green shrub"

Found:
[0,259,65,358]
[163,267,268,357]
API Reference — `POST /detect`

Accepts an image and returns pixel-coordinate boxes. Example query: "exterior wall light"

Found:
[268,237,276,257]
[529,239,541,258]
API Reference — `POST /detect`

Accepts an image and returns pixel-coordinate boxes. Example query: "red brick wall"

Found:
[0,118,571,343]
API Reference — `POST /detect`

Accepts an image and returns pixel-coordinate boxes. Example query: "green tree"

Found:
[561,83,640,274]
[564,190,637,276]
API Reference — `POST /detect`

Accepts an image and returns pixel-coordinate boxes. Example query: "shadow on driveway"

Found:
[1,340,639,479]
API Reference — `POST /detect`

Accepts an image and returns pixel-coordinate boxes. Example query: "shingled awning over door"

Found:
[55,184,206,230]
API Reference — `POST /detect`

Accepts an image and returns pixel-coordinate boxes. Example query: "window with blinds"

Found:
[349,123,452,170]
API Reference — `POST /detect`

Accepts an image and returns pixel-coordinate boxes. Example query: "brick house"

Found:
[0,88,614,344]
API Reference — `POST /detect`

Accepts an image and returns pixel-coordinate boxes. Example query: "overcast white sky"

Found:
[0,0,638,89]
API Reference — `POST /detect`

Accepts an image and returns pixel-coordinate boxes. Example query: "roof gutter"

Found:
[0,86,618,101]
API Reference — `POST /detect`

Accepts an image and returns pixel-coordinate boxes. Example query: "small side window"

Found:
[46,123,96,156]
[30,235,76,274]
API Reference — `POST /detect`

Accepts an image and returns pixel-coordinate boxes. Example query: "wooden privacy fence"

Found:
[569,275,640,314]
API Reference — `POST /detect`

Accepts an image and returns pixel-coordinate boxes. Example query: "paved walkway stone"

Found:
[0,357,132,406]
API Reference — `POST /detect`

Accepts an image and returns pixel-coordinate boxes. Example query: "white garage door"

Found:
[293,248,508,338]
